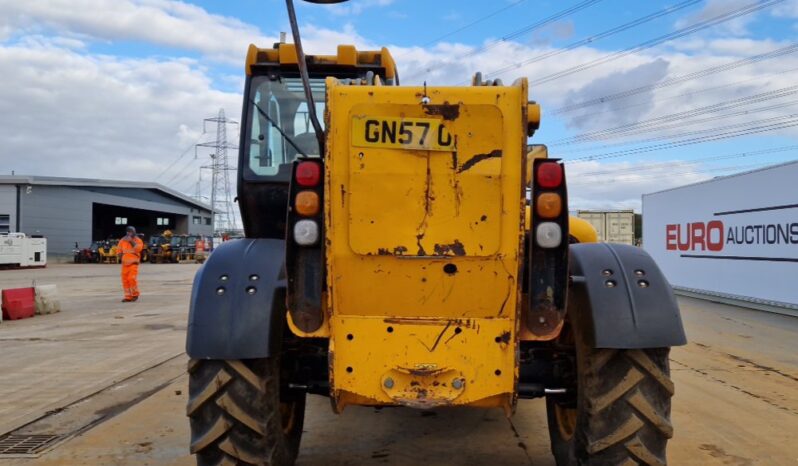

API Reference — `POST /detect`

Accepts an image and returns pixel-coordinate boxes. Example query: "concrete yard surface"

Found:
[1,264,797,465]
[0,264,196,437]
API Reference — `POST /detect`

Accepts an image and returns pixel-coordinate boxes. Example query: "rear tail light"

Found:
[536,192,561,219]
[293,220,319,246]
[295,191,320,216]
[286,159,325,332]
[296,161,321,187]
[536,222,562,249]
[528,156,568,337]
[537,161,562,188]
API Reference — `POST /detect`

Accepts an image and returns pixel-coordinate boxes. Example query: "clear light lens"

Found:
[536,222,562,248]
[293,220,319,246]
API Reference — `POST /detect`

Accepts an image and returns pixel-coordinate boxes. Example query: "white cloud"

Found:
[562,59,671,131]
[0,0,273,64]
[675,0,758,37]
[567,160,709,211]
[772,0,798,17]
[0,0,796,213]
[17,34,88,50]
[0,0,383,63]
[306,0,395,16]
[0,40,240,187]
[300,23,374,53]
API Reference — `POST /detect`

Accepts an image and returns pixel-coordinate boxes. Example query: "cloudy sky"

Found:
[1,0,797,215]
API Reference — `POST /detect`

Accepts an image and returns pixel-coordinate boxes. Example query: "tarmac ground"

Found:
[0,263,796,465]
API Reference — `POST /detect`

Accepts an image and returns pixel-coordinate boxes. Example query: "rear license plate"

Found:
[351,116,455,151]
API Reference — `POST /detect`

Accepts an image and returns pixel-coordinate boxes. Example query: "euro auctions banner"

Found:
[642,161,798,307]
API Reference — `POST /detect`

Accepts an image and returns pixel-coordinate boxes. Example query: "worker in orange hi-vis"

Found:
[117,226,144,303]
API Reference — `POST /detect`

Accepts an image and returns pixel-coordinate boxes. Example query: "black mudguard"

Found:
[568,243,687,349]
[186,238,286,359]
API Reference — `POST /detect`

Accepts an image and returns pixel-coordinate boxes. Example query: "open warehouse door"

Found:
[91,203,187,241]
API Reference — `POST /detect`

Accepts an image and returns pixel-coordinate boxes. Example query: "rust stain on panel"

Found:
[433,240,466,256]
[423,103,460,121]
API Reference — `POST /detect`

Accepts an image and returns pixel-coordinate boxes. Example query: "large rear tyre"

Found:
[546,320,674,465]
[187,358,305,466]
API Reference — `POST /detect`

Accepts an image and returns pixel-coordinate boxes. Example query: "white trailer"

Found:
[0,233,47,268]
[576,210,636,245]
[642,160,798,311]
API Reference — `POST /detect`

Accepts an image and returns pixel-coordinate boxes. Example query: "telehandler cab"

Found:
[186,1,686,464]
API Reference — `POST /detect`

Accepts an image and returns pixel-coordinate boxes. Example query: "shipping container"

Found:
[642,160,798,309]
[576,210,636,245]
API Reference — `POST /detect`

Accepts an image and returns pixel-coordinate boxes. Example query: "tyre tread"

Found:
[546,324,674,465]
[191,415,232,454]
[188,358,304,466]
[580,348,673,465]
[627,350,675,396]
[187,369,232,416]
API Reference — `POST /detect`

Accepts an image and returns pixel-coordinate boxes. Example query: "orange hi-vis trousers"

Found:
[122,263,140,300]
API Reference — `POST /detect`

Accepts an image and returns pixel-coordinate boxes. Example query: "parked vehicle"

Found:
[72,241,101,263]
[185,4,687,465]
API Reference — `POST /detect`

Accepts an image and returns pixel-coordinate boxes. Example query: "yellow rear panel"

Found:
[325,80,527,411]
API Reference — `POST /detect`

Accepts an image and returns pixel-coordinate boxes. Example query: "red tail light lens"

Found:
[537,162,562,188]
[296,161,321,187]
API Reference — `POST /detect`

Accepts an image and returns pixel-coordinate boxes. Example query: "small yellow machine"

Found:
[96,240,118,264]
[185,2,686,465]
[149,230,176,263]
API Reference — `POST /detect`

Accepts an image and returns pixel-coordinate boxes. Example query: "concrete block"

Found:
[34,284,61,315]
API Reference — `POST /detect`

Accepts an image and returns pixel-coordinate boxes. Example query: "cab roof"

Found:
[245,43,397,81]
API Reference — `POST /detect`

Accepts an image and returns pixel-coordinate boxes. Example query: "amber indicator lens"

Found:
[537,162,562,188]
[295,190,320,216]
[536,192,562,219]
[296,161,321,186]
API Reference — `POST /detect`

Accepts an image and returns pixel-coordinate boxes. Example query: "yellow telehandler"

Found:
[186,2,686,464]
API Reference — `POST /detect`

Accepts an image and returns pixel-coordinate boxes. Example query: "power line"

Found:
[569,161,781,186]
[556,110,798,157]
[419,0,528,47]
[572,145,798,176]
[562,62,798,121]
[521,0,786,86]
[471,0,702,84]
[162,151,205,187]
[551,84,798,146]
[408,0,604,80]
[154,133,206,181]
[564,115,798,162]
[175,167,208,194]
[552,41,798,115]
[561,99,798,150]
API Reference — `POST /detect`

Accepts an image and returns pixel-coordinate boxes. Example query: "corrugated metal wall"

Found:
[0,185,17,233]
[5,185,213,255]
